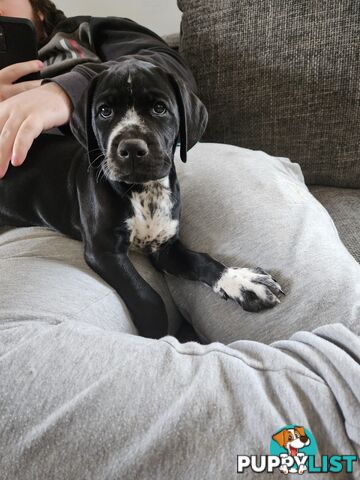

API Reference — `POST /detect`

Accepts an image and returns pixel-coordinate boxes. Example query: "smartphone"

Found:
[0,16,39,83]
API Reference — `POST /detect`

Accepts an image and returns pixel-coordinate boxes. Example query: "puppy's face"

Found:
[272,427,310,452]
[91,61,180,184]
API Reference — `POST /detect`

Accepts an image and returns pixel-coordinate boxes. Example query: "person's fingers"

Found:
[14,79,43,93]
[0,115,22,178]
[0,60,44,84]
[0,80,42,102]
[0,157,9,178]
[11,116,43,167]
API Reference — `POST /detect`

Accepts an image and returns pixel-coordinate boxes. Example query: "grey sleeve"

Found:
[0,319,358,480]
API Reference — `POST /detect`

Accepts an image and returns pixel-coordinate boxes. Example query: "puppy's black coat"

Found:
[0,59,284,338]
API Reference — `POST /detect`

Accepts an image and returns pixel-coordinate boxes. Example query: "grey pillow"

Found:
[167,143,360,344]
[177,0,360,188]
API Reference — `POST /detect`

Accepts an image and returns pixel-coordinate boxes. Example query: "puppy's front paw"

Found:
[213,267,284,312]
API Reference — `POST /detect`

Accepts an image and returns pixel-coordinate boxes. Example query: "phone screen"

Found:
[0,17,39,82]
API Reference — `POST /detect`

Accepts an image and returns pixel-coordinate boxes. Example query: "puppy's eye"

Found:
[153,102,167,115]
[99,105,113,119]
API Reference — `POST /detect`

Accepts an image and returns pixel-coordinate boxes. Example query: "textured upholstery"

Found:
[178,0,360,188]
[309,186,360,262]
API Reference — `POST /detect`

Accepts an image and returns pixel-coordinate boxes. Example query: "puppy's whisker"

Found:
[88,152,105,169]
[97,157,113,183]
[87,147,102,155]
[96,162,108,183]
[95,167,102,183]
[86,147,103,163]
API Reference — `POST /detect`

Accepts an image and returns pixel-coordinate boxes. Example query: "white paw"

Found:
[213,267,284,312]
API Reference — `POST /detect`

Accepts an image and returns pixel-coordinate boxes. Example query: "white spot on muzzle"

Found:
[107,107,146,153]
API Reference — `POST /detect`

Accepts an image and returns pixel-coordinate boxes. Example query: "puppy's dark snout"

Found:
[117,139,149,160]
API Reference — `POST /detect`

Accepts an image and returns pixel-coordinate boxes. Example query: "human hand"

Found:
[0,60,44,101]
[0,82,73,178]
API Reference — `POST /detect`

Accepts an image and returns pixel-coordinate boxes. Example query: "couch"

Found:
[169,0,359,263]
[164,0,360,342]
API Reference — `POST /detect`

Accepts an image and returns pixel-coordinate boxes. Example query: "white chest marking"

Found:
[126,177,179,252]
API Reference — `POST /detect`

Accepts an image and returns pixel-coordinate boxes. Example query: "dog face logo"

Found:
[271,425,315,475]
[273,426,310,457]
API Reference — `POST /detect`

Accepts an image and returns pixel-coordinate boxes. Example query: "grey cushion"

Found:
[168,143,360,344]
[309,186,360,263]
[178,0,360,188]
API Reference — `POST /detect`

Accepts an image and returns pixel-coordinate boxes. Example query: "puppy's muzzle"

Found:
[108,129,171,183]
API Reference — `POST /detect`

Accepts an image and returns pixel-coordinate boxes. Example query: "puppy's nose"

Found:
[117,139,149,160]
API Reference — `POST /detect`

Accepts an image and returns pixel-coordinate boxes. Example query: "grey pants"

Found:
[0,143,359,479]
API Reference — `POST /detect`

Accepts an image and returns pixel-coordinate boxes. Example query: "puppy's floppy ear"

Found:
[272,430,287,447]
[168,75,208,163]
[295,426,306,437]
[70,74,102,167]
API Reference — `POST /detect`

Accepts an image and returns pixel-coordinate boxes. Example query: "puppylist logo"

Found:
[237,425,358,475]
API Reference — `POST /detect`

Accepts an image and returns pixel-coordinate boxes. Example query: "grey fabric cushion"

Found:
[177,0,360,188]
[169,143,360,344]
[309,186,360,263]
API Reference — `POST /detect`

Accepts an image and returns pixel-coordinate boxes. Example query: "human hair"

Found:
[29,0,67,42]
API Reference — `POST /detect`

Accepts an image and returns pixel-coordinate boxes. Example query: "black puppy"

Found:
[0,59,284,338]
